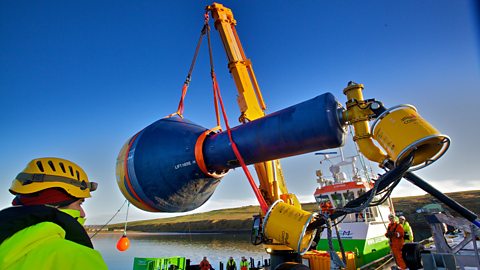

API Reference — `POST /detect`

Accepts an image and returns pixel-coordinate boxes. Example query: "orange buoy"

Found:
[116,235,130,251]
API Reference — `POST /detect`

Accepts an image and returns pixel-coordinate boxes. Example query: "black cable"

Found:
[307,153,414,231]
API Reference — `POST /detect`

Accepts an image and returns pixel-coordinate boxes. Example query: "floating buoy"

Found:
[116,235,130,251]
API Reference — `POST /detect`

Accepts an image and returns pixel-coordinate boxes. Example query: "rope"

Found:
[166,12,270,214]
[123,202,130,236]
[334,221,347,265]
[205,18,269,214]
[90,199,128,239]
[168,13,210,118]
[326,217,346,269]
[206,20,221,127]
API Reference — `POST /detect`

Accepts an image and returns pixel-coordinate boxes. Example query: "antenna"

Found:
[314,152,338,156]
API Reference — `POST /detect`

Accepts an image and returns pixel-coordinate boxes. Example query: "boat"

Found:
[312,148,393,267]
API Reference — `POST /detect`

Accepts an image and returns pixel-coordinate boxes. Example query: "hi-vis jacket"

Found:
[402,221,414,243]
[0,205,108,270]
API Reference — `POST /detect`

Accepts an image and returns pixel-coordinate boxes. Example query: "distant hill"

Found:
[391,189,480,240]
[105,203,319,233]
[104,190,479,240]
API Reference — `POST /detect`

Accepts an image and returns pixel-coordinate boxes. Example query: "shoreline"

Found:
[87,230,251,235]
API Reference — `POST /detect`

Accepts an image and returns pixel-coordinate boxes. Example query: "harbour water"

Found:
[92,232,267,270]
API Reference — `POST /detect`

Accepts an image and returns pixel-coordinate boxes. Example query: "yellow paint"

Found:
[372,105,450,168]
[263,200,316,254]
[207,3,295,210]
[303,251,356,270]
[342,83,389,164]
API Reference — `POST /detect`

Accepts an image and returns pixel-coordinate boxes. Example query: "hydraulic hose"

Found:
[307,152,480,230]
[402,171,480,229]
[307,155,413,231]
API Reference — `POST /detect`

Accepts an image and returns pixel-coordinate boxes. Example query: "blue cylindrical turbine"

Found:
[116,92,346,212]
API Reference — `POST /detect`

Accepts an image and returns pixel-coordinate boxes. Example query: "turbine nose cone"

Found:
[116,116,223,212]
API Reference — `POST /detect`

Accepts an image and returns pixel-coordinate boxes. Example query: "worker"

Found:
[240,256,249,270]
[399,215,414,243]
[385,214,407,270]
[320,200,334,214]
[226,256,237,270]
[355,211,364,222]
[200,256,211,270]
[0,157,108,269]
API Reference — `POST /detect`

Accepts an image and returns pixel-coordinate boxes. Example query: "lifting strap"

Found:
[204,17,269,214]
[168,13,210,118]
[170,13,269,214]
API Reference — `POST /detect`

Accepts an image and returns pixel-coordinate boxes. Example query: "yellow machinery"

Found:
[206,3,315,264]
[204,3,451,269]
[206,3,300,210]
[117,3,480,270]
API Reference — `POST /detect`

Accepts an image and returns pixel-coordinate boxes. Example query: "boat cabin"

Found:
[314,180,390,223]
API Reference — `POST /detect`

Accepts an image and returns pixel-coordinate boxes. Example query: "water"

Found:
[92,232,267,270]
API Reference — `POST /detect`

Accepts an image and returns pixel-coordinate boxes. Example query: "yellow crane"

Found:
[205,3,300,210]
[116,3,478,270]
[204,3,454,269]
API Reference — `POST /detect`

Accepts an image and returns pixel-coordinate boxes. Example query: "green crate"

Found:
[133,257,186,270]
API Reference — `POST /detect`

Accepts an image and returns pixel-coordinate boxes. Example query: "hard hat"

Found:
[388,213,395,219]
[399,215,406,220]
[10,157,97,198]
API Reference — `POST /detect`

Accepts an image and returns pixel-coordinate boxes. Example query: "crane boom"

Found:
[206,3,300,208]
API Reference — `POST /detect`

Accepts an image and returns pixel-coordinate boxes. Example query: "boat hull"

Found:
[316,222,390,266]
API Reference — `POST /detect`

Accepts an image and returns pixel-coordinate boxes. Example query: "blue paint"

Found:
[123,117,220,212]
[117,93,346,212]
[204,93,345,171]
[473,220,480,229]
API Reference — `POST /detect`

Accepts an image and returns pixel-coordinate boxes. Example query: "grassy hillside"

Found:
[106,190,479,239]
[110,205,262,232]
[392,189,480,240]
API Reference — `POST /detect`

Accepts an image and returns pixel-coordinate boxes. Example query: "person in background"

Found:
[320,200,334,215]
[385,214,407,270]
[226,256,237,270]
[0,157,107,270]
[200,256,211,270]
[399,215,414,243]
[240,256,249,270]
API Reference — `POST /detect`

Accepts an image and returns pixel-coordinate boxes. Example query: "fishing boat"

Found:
[312,149,393,267]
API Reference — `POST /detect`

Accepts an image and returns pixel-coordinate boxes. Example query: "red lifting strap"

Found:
[211,72,269,214]
[169,12,210,118]
[171,12,270,214]
[194,126,226,179]
[205,12,269,214]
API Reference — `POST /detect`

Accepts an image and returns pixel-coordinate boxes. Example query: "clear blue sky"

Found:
[1,1,479,224]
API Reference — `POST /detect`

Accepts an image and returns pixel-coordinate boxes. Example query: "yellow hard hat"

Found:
[10,157,97,198]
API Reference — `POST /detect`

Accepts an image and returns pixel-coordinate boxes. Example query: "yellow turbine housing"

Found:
[371,105,450,170]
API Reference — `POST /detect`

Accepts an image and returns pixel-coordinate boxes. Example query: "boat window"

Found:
[315,194,330,204]
[343,190,355,204]
[331,193,344,208]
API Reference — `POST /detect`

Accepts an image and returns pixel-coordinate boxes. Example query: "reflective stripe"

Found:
[16,173,97,191]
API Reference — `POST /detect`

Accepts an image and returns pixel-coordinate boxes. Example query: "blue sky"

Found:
[1,1,479,224]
